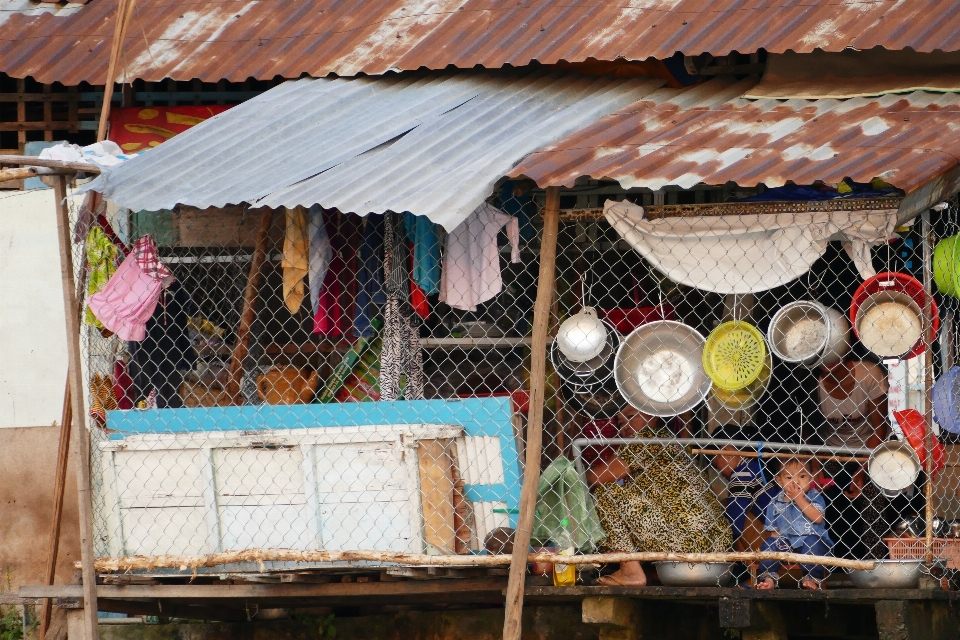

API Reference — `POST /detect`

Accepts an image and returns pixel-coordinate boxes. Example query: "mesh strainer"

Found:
[703,320,767,392]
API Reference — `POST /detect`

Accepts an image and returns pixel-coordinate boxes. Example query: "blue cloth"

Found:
[741,181,902,202]
[764,490,832,540]
[403,213,441,295]
[758,534,832,581]
[499,180,535,242]
[725,459,776,539]
[354,214,387,337]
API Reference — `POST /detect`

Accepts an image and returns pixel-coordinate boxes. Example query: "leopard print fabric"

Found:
[593,426,732,553]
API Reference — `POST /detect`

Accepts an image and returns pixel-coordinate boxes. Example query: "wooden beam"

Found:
[0,156,102,173]
[52,177,100,640]
[226,209,272,402]
[897,163,960,225]
[98,0,138,142]
[503,186,561,640]
[0,122,80,132]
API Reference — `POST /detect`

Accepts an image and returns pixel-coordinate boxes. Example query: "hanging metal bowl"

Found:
[551,320,621,389]
[556,306,608,362]
[614,320,711,417]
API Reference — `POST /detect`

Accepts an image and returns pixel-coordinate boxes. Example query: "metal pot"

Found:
[815,306,851,368]
[868,438,921,492]
[854,290,923,360]
[654,561,735,587]
[848,560,925,589]
[556,307,608,363]
[768,301,830,366]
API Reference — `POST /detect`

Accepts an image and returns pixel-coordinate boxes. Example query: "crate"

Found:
[885,537,960,569]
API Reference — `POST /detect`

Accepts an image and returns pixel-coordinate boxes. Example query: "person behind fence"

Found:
[587,405,732,587]
[708,425,776,544]
[757,458,833,590]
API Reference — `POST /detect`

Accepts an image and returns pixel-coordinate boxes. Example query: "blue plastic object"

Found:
[933,366,960,434]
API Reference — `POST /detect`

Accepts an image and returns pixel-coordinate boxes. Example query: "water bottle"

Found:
[552,518,576,587]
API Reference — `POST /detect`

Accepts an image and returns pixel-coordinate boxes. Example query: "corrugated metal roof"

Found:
[3,0,960,84]
[511,79,960,193]
[88,70,665,229]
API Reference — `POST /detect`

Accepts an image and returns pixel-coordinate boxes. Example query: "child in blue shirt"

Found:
[757,458,833,590]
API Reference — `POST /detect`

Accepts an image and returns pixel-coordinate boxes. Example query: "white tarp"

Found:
[603,199,899,295]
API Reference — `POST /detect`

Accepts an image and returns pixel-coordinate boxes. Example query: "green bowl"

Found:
[933,235,960,298]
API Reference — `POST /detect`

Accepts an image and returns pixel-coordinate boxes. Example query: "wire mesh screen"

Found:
[72,179,959,587]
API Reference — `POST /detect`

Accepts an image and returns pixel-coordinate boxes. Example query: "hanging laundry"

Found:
[313,211,362,336]
[84,227,119,329]
[354,215,387,337]
[380,213,424,401]
[129,280,196,409]
[439,202,520,312]
[307,204,332,315]
[499,180,536,243]
[87,235,172,341]
[282,206,309,314]
[113,357,135,410]
[404,213,442,296]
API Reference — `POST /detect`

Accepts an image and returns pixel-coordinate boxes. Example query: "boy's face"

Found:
[777,462,813,494]
[711,446,740,478]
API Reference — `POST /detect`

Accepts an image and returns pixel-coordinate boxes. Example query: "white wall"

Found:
[0,189,69,427]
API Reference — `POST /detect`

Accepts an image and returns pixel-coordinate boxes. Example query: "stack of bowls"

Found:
[614,320,711,417]
[552,310,625,419]
[850,272,939,360]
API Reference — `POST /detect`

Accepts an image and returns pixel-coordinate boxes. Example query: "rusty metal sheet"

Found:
[2,0,960,84]
[510,78,960,193]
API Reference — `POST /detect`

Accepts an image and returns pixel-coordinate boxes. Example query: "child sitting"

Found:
[757,458,833,590]
[709,426,775,542]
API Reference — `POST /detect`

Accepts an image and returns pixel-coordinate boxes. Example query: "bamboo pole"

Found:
[503,187,560,640]
[0,156,103,173]
[85,549,875,573]
[97,0,138,142]
[226,209,273,402]
[53,176,100,640]
[921,209,936,566]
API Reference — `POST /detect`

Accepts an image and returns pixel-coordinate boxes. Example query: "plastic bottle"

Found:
[552,518,577,586]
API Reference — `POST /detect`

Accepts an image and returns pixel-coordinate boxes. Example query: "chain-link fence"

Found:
[70,177,959,588]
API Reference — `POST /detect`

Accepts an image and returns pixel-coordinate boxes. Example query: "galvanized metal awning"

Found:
[86,71,665,229]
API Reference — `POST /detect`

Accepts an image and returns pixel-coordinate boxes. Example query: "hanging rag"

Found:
[283,206,310,314]
[87,235,171,341]
[439,202,521,311]
[307,204,332,315]
[113,357,135,410]
[603,199,899,295]
[404,213,442,296]
[532,457,606,552]
[380,213,424,401]
[84,226,119,328]
[313,211,362,336]
[354,215,387,337]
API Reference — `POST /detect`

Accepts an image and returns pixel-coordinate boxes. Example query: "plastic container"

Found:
[893,409,946,478]
[885,537,960,569]
[850,272,939,360]
[933,366,959,434]
[552,519,577,587]
[599,305,674,335]
[703,321,767,392]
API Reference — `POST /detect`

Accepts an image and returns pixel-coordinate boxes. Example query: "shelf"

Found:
[420,337,531,349]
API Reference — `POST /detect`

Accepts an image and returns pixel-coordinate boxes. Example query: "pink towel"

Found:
[87,252,163,341]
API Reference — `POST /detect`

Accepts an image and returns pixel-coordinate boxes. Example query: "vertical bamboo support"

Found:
[53,176,100,640]
[503,186,560,640]
[97,0,137,142]
[921,209,936,565]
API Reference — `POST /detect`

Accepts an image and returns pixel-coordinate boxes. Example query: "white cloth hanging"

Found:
[603,199,899,294]
[439,202,521,311]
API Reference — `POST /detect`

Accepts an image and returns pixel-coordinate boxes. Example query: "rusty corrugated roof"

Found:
[3,0,960,84]
[510,78,960,193]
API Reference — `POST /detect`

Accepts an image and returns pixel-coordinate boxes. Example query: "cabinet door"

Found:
[314,440,420,551]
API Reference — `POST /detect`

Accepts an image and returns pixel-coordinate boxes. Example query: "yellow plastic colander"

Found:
[703,321,767,392]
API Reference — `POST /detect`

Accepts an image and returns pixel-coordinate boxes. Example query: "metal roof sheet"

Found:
[511,79,960,193]
[3,0,960,84]
[88,70,665,229]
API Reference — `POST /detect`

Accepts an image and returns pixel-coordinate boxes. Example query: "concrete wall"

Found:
[0,189,69,429]
[0,425,80,588]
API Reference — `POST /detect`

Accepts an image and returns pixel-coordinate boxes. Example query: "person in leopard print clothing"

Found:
[587,406,732,586]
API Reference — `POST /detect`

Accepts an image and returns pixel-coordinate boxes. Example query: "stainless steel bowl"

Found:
[557,307,608,362]
[614,321,710,417]
[654,561,735,587]
[768,301,830,366]
[551,320,621,388]
[868,439,921,492]
[848,560,925,589]
[816,306,851,367]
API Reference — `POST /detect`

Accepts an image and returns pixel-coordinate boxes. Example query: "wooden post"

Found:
[52,176,100,640]
[503,186,560,640]
[97,0,137,142]
[921,209,936,565]
[226,209,273,402]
